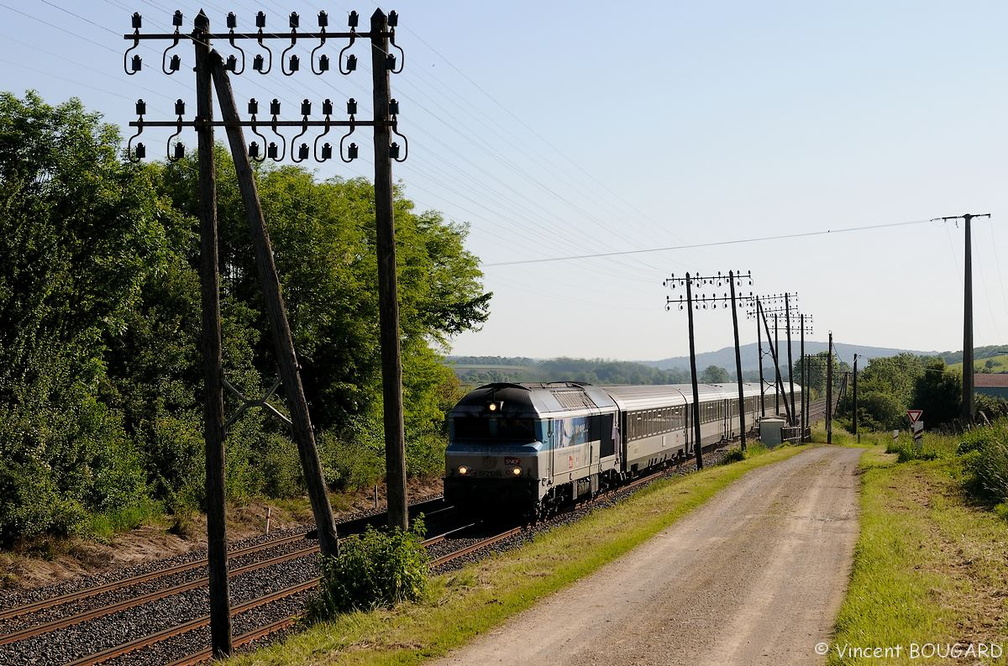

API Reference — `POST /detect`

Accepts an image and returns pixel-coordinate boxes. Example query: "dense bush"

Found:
[0,93,156,543]
[959,421,1008,504]
[886,437,940,463]
[306,518,429,620]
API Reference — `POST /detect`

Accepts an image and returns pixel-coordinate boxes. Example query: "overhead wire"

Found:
[385,9,704,253]
[486,217,944,266]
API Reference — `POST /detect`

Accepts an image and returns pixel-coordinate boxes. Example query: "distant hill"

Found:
[646,342,943,376]
[446,344,1008,385]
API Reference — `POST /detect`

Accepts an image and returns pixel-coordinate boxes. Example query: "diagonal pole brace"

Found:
[223,375,292,430]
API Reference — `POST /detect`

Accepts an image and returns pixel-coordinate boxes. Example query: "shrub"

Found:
[957,420,1008,455]
[961,439,1008,505]
[318,419,386,491]
[306,517,429,620]
[719,447,745,465]
[887,439,939,463]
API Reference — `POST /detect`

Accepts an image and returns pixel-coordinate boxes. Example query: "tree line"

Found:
[0,92,490,545]
[447,357,716,386]
[834,352,1002,431]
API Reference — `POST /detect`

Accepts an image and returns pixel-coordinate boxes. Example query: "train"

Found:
[444,381,801,519]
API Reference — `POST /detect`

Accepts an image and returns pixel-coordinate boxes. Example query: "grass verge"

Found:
[828,431,1008,665]
[228,444,808,665]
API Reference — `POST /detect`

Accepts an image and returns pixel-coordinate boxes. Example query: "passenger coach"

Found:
[445,381,797,519]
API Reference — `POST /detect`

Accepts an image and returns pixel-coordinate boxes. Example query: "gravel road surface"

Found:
[432,445,862,666]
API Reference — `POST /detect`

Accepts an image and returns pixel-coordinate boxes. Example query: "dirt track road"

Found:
[432,446,862,666]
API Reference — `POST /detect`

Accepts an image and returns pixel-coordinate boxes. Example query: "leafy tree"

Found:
[700,365,731,383]
[155,153,490,482]
[794,351,848,401]
[0,92,159,541]
[911,361,961,426]
[852,390,905,431]
[841,353,930,430]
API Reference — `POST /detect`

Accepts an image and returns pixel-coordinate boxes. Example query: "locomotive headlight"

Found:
[509,466,522,477]
[457,465,469,476]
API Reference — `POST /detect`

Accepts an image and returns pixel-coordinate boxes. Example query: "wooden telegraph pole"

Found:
[784,293,796,423]
[684,275,704,469]
[774,314,780,415]
[853,354,859,442]
[827,332,834,444]
[208,52,339,557]
[756,311,765,417]
[961,214,976,423]
[193,12,231,658]
[755,299,793,425]
[729,271,747,451]
[798,313,812,440]
[122,7,415,659]
[934,212,991,424]
[371,8,408,530]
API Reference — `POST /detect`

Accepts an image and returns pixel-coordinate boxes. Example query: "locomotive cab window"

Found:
[453,416,537,443]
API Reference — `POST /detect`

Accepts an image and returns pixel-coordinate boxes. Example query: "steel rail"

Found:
[429,527,525,568]
[60,518,494,664]
[0,496,446,626]
[0,541,319,646]
[0,532,305,624]
[64,579,318,666]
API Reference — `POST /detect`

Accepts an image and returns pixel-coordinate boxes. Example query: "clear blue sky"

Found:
[3,1,1007,362]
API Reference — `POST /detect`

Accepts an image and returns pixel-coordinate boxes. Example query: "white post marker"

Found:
[908,409,924,449]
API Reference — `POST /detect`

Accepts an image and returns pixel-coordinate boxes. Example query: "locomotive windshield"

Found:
[452,416,538,443]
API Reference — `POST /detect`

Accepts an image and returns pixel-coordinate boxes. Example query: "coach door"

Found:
[684,404,692,455]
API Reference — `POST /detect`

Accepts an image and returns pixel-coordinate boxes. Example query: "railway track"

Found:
[0,440,743,665]
[0,497,446,665]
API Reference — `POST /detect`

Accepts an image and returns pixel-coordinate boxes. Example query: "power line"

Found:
[486,217,940,266]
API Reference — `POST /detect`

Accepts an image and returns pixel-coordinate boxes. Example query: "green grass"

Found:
[948,353,1008,374]
[83,498,163,542]
[827,431,1008,665]
[227,444,809,665]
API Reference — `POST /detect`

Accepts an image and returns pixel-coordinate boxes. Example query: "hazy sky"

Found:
[3,1,1007,363]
